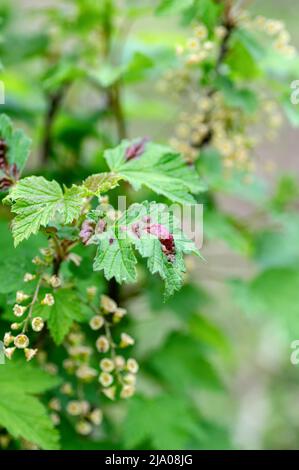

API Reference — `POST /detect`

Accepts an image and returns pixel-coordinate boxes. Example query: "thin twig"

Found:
[40,84,69,164]
[22,276,43,333]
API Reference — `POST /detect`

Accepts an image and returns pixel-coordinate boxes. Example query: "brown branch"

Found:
[108,82,127,141]
[40,85,68,164]
[193,1,237,151]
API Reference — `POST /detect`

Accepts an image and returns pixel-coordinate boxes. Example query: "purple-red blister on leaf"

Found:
[80,218,107,245]
[125,137,149,162]
[0,138,20,191]
[80,220,96,245]
[146,223,176,262]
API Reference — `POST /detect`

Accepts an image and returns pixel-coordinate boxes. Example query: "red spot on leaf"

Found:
[125,137,149,162]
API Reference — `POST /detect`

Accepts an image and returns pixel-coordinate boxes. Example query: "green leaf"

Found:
[44,289,88,345]
[7,177,84,246]
[83,172,121,196]
[0,220,47,293]
[231,268,299,337]
[94,234,137,284]
[216,76,258,114]
[183,0,223,29]
[93,202,200,298]
[43,61,84,92]
[150,332,222,392]
[156,0,194,16]
[63,185,85,224]
[226,39,261,79]
[253,217,299,268]
[105,140,205,204]
[0,360,61,394]
[0,113,31,172]
[123,51,154,83]
[90,64,125,88]
[270,175,299,211]
[0,256,30,294]
[235,28,266,62]
[124,394,204,449]
[0,362,60,450]
[205,210,251,255]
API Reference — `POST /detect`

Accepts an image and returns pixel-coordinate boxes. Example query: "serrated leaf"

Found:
[8,177,84,246]
[63,185,85,223]
[83,172,121,196]
[93,232,137,284]
[92,201,200,297]
[0,256,31,294]
[104,140,205,204]
[45,289,88,345]
[0,361,61,394]
[0,113,31,172]
[0,362,60,450]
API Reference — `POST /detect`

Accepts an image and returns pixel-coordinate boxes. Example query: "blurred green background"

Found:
[1,0,299,450]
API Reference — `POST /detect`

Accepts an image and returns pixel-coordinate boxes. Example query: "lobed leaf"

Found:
[104,140,205,205]
[92,201,200,298]
[7,177,84,246]
[0,362,61,449]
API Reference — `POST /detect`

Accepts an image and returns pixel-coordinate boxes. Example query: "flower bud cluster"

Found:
[251,15,297,59]
[2,246,62,362]
[90,295,138,401]
[56,325,103,435]
[48,391,103,436]
[175,23,218,66]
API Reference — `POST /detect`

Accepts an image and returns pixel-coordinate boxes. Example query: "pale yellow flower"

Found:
[193,24,208,40]
[4,347,16,360]
[96,335,110,353]
[41,293,55,306]
[49,275,61,288]
[76,420,92,436]
[14,334,29,349]
[24,273,36,282]
[89,315,104,330]
[120,333,135,348]
[100,295,117,313]
[89,408,103,426]
[99,372,114,387]
[114,355,126,370]
[13,304,27,317]
[124,373,137,385]
[76,365,97,381]
[3,332,14,347]
[24,348,37,361]
[16,291,30,303]
[100,358,115,373]
[126,358,139,374]
[120,384,135,399]
[102,386,116,401]
[49,398,61,412]
[113,308,127,324]
[67,400,82,416]
[31,317,44,332]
